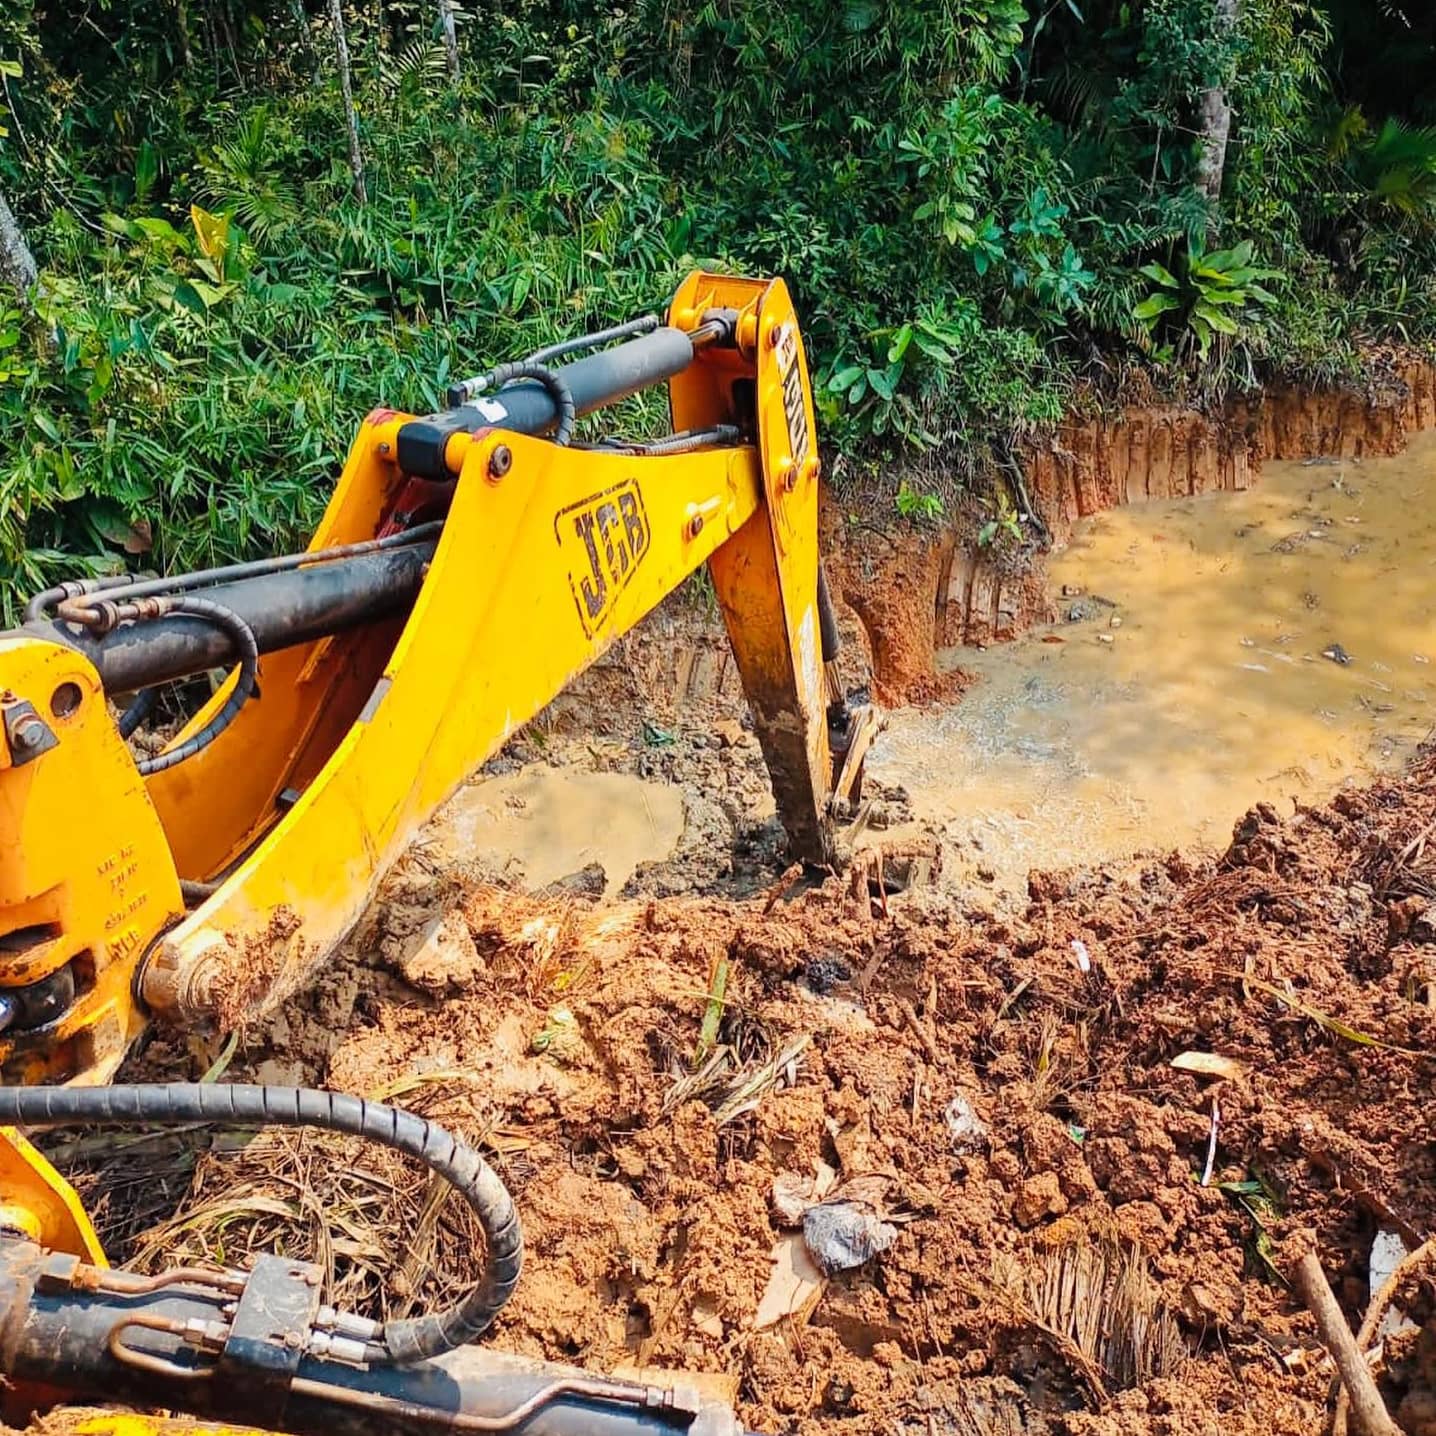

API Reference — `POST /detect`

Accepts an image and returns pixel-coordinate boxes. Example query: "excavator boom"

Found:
[0,270,849,1082]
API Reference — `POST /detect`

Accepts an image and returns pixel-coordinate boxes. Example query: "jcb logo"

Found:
[775,323,811,470]
[555,480,651,637]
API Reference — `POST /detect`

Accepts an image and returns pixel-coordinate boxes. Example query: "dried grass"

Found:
[993,1239,1186,1401]
[59,1076,527,1324]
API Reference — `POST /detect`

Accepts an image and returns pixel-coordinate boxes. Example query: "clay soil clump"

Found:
[65,751,1436,1436]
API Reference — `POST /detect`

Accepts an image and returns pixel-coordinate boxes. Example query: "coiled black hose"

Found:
[0,1082,522,1366]
[448,360,576,447]
[136,597,258,776]
[116,686,159,740]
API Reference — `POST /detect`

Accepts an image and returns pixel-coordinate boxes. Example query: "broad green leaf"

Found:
[886,324,913,364]
[1138,262,1179,288]
[168,279,209,315]
[1133,293,1180,321]
[1193,302,1239,335]
[828,364,863,390]
[133,216,185,247]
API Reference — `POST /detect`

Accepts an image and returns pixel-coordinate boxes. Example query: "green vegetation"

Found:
[1,1,1434,616]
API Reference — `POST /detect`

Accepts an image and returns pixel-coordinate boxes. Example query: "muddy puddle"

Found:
[871,430,1436,894]
[425,766,685,896]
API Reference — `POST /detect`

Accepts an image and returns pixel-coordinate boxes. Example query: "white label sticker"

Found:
[475,397,508,422]
[798,603,821,707]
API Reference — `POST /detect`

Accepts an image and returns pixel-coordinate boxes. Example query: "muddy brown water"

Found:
[870,430,1436,893]
[425,766,685,895]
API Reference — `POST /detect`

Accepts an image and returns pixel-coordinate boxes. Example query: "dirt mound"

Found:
[60,746,1436,1435]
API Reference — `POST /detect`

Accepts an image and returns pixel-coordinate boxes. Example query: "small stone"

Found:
[541,862,607,899]
[1014,1171,1069,1228]
[389,911,485,996]
[802,1200,898,1275]
[1109,614,1123,629]
[1096,632,1115,645]
[804,952,852,994]
[713,718,745,748]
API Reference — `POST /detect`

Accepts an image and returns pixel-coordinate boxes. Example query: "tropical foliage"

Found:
[0,0,1433,614]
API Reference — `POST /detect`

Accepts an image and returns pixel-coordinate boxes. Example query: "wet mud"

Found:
[74,750,1436,1436]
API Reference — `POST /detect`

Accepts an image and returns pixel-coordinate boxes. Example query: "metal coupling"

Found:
[138,938,228,1023]
[305,1331,369,1365]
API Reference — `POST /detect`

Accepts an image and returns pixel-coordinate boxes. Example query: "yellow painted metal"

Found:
[142,412,410,883]
[0,636,182,1085]
[0,267,842,1431]
[0,1128,106,1263]
[137,271,839,1030]
[0,268,835,1199]
[673,273,834,864]
[72,1416,265,1436]
[139,431,770,1026]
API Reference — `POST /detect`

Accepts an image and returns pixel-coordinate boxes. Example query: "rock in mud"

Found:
[802,1198,898,1276]
[1014,1171,1068,1228]
[803,952,852,994]
[540,862,608,899]
[385,909,485,996]
[713,718,747,748]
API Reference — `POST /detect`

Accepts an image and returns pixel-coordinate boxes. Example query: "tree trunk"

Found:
[175,0,195,68]
[291,0,321,82]
[0,187,38,308]
[439,0,459,83]
[327,0,368,203]
[1194,0,1238,210]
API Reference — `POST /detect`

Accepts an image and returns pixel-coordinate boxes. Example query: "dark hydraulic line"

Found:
[0,1083,521,1365]
[522,313,660,367]
[25,522,443,623]
[131,598,258,776]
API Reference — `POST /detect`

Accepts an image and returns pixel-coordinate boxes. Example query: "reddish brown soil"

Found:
[825,524,970,707]
[81,746,1436,1436]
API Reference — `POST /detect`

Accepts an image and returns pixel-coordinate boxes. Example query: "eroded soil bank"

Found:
[827,356,1436,702]
[869,431,1436,896]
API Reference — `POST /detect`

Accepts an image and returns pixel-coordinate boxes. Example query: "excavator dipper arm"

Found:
[0,271,848,1082]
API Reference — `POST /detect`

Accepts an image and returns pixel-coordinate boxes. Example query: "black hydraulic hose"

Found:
[25,522,444,621]
[135,597,258,776]
[523,313,659,366]
[116,685,159,740]
[0,1082,522,1366]
[446,361,576,446]
[470,360,576,447]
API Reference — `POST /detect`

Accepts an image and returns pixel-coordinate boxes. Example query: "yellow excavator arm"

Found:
[0,272,865,1436]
